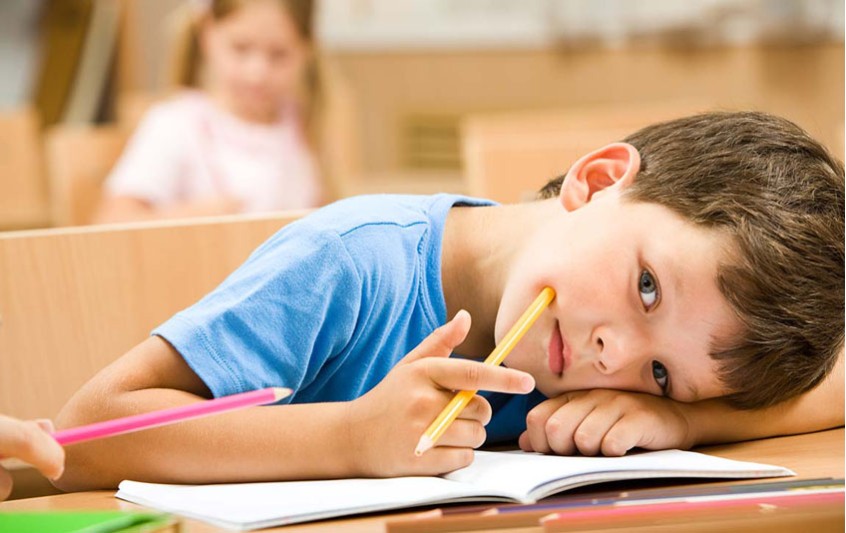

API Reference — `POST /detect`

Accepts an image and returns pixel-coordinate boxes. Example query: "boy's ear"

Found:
[559,142,641,211]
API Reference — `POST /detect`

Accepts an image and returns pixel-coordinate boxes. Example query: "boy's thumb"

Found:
[398,310,471,366]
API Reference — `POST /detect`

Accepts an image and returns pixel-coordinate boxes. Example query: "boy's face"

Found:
[496,146,740,403]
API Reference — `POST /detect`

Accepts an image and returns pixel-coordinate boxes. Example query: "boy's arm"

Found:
[520,348,843,456]
[55,336,348,490]
[684,348,843,445]
[55,312,535,491]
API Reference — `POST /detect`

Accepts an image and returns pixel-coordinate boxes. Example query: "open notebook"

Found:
[116,449,793,530]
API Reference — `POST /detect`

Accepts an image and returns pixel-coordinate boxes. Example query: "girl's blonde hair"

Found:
[167,0,321,142]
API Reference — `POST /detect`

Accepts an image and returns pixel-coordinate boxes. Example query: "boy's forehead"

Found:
[617,197,737,256]
[662,268,741,402]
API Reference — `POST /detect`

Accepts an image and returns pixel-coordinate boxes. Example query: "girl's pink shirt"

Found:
[105,91,321,212]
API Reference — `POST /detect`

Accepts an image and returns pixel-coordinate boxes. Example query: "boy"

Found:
[55,112,844,490]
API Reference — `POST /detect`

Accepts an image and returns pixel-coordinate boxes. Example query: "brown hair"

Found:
[538,111,844,409]
[167,0,320,140]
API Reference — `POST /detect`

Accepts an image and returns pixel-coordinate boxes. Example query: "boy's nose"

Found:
[591,325,647,374]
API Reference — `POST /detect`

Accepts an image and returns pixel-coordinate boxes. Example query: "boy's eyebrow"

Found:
[661,253,683,303]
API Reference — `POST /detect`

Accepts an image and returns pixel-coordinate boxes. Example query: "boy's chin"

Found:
[533,382,560,398]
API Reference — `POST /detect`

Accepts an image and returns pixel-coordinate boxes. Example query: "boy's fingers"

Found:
[425,358,534,394]
[0,416,65,480]
[456,395,492,425]
[518,431,533,451]
[570,408,623,456]
[413,447,475,475]
[432,419,487,449]
[523,399,561,454]
[599,419,639,457]
[545,399,598,456]
[398,310,472,366]
[524,394,587,455]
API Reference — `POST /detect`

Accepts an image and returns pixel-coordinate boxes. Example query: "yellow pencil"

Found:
[415,287,556,456]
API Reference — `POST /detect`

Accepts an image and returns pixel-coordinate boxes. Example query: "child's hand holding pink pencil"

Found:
[0,388,288,498]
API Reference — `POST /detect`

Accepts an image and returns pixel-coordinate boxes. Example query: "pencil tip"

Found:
[414,436,433,456]
[272,387,293,401]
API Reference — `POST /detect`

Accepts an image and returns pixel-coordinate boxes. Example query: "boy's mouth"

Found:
[548,320,570,376]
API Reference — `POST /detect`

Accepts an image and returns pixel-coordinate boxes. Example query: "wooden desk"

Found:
[1,429,842,532]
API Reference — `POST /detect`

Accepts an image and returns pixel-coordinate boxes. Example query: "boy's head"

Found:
[537,111,844,409]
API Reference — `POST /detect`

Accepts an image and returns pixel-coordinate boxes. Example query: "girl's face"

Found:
[201,0,309,121]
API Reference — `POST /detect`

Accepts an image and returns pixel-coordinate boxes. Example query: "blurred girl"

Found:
[97,0,323,222]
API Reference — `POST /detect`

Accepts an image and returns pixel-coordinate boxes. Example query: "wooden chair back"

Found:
[461,102,712,203]
[0,212,308,421]
[0,106,50,229]
[45,125,129,226]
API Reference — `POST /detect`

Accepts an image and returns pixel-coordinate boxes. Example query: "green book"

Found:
[0,510,176,533]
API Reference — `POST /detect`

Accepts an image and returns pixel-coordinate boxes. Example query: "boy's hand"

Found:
[519,389,695,456]
[0,416,65,500]
[347,310,535,477]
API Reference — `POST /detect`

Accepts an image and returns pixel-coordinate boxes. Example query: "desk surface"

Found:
[1,429,843,533]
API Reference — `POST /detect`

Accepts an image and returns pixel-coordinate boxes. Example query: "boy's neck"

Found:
[442,200,555,358]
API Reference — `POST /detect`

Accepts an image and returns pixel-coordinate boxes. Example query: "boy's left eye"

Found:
[652,361,670,395]
[638,270,660,310]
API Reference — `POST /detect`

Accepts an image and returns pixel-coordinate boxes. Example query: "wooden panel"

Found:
[0,107,50,229]
[330,43,844,178]
[115,91,159,131]
[461,102,709,203]
[31,0,93,126]
[0,212,308,421]
[44,125,129,226]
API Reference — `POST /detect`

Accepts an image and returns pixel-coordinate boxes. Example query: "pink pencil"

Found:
[540,490,844,528]
[53,387,291,446]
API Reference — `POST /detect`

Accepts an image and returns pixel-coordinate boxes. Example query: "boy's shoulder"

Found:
[301,194,494,238]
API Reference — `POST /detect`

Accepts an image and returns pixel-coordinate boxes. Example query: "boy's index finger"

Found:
[398,310,472,366]
[425,358,535,395]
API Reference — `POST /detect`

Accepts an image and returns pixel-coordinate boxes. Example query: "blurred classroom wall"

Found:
[318,0,844,194]
[0,0,842,228]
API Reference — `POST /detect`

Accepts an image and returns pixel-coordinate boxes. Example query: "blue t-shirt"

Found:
[154,193,546,444]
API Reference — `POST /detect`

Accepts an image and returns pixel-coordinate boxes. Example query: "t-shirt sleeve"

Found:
[152,225,361,399]
[104,106,185,207]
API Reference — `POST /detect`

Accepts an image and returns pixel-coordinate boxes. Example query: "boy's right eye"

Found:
[638,269,660,311]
